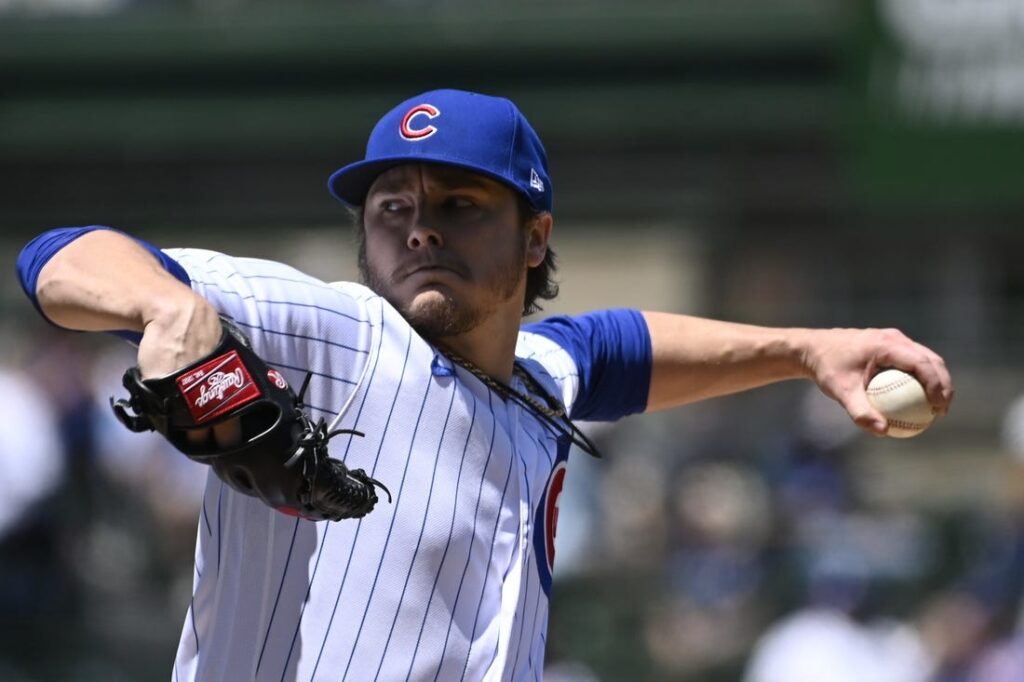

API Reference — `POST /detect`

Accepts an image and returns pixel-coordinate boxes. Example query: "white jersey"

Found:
[166,248,584,682]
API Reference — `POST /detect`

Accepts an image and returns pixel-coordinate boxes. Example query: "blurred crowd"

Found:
[548,382,1024,681]
[1,320,1021,681]
[0,324,205,680]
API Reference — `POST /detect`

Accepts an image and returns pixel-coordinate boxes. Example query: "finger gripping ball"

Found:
[866,369,936,438]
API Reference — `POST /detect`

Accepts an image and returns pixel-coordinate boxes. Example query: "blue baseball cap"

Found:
[328,89,552,212]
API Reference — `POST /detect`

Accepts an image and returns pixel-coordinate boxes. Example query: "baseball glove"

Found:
[110,317,390,521]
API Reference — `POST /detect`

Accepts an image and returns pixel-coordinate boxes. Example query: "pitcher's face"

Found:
[361,164,531,340]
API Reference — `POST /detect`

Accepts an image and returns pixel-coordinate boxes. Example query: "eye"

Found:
[376,198,408,214]
[445,196,478,210]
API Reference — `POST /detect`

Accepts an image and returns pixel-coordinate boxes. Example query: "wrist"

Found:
[138,293,222,378]
[142,287,211,329]
[777,327,818,381]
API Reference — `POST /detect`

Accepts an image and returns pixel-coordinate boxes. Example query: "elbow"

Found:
[33,255,89,327]
[34,261,69,313]
[16,226,109,308]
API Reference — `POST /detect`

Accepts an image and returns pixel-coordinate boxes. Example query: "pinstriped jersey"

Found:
[165,248,591,682]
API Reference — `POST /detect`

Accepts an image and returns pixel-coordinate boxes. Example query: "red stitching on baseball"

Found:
[888,419,928,430]
[868,377,915,395]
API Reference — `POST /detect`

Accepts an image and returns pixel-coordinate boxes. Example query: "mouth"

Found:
[402,261,466,280]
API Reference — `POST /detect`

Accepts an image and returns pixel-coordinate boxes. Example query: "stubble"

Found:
[363,245,527,342]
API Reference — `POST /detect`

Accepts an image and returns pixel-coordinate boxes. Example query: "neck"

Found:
[434,310,522,383]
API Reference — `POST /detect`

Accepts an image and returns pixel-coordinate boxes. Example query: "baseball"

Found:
[866,369,936,438]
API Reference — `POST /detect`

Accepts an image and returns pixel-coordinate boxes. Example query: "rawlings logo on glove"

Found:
[176,351,259,422]
[195,370,246,408]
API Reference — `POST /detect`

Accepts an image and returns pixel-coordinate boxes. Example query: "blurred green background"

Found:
[1,1,1022,680]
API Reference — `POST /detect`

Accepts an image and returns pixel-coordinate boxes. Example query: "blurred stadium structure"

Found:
[1,1,1023,680]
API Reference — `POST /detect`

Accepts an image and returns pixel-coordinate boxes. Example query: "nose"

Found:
[406,215,443,250]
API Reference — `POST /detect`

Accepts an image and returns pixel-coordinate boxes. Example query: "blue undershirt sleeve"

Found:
[15,226,191,341]
[523,308,652,421]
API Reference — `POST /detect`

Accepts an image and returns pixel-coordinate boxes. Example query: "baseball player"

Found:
[15,89,953,681]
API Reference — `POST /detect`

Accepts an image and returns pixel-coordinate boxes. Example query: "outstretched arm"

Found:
[642,311,953,435]
[28,228,222,378]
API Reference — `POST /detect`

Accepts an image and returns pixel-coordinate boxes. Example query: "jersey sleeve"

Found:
[518,309,652,421]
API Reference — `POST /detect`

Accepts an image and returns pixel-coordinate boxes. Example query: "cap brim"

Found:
[327,155,539,209]
[328,157,411,208]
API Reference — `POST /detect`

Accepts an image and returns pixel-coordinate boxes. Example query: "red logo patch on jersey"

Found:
[400,103,440,140]
[266,368,289,390]
[533,441,569,598]
[176,350,261,424]
[543,461,568,573]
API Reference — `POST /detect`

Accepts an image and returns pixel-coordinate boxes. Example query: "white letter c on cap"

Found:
[400,104,440,141]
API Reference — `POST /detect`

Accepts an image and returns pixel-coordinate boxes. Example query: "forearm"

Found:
[643,310,953,436]
[643,311,814,411]
[31,229,221,377]
[35,229,197,332]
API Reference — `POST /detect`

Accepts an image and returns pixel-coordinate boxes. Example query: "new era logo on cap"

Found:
[530,168,544,192]
[327,89,554,212]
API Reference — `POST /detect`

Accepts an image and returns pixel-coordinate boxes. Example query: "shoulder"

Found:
[518,310,652,421]
[165,249,385,355]
[516,326,581,415]
[516,325,579,378]
[516,326,572,362]
[166,248,369,306]
[326,279,382,304]
[166,248,324,285]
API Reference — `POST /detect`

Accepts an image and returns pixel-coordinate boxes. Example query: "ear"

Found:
[525,212,553,268]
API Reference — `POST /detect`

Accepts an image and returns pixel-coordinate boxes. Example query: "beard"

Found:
[363,245,527,341]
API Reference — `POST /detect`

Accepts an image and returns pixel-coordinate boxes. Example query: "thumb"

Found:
[838,388,889,436]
